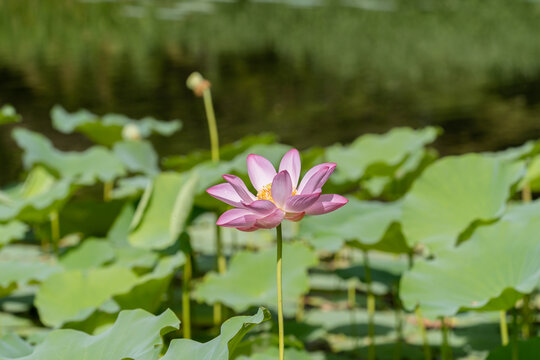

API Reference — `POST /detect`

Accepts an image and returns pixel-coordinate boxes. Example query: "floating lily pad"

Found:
[0,309,179,360]
[51,105,181,146]
[13,128,126,184]
[401,154,524,254]
[299,198,408,253]
[195,242,318,316]
[0,105,21,125]
[0,221,28,248]
[325,127,440,184]
[161,307,270,360]
[129,172,198,250]
[400,202,540,318]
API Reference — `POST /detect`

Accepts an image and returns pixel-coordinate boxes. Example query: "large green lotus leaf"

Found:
[51,105,181,146]
[195,242,318,316]
[486,337,540,360]
[326,127,440,183]
[401,154,524,254]
[0,105,21,125]
[114,253,185,312]
[35,266,139,327]
[0,309,179,360]
[0,334,32,358]
[0,221,28,248]
[129,172,197,250]
[0,245,60,296]
[299,198,408,253]
[400,206,540,318]
[110,176,151,200]
[0,167,72,223]
[59,239,116,270]
[112,140,159,176]
[161,307,270,360]
[13,128,126,184]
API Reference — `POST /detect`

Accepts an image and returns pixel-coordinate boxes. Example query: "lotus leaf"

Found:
[129,172,198,250]
[161,307,270,360]
[486,337,540,360]
[401,154,524,254]
[0,309,179,360]
[112,140,159,176]
[195,242,318,316]
[0,334,32,358]
[35,266,139,327]
[0,221,28,248]
[400,202,540,318]
[51,105,181,146]
[299,198,408,253]
[325,127,439,184]
[13,128,126,184]
[0,167,72,223]
[59,239,116,270]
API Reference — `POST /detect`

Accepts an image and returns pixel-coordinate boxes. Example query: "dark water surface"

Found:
[2,0,540,185]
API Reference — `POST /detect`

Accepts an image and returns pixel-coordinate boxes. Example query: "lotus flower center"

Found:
[256,184,296,203]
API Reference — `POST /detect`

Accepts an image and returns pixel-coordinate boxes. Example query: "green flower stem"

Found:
[521,185,532,339]
[202,87,220,163]
[49,210,60,254]
[499,310,509,346]
[199,80,226,327]
[440,317,452,360]
[363,250,376,360]
[103,181,113,202]
[276,224,285,360]
[522,294,531,339]
[416,307,432,360]
[182,255,192,339]
[347,278,356,309]
[393,284,404,360]
[214,226,225,325]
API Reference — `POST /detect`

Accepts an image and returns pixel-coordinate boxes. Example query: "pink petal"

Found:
[297,163,336,195]
[206,183,243,207]
[285,191,321,213]
[279,149,301,188]
[236,226,259,232]
[223,174,256,202]
[285,212,305,222]
[242,199,277,215]
[247,154,276,191]
[305,194,348,215]
[216,209,257,227]
[271,170,293,208]
[254,208,285,229]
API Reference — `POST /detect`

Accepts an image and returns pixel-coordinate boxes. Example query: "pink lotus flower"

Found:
[207,149,348,231]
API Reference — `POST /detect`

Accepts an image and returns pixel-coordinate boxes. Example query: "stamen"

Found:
[256,184,297,203]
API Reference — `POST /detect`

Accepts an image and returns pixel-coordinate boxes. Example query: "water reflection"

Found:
[1,0,540,185]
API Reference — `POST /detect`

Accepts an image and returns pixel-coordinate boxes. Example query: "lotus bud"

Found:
[186,72,211,97]
[122,123,142,141]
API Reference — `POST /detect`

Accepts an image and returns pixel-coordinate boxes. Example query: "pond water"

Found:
[2,0,540,185]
